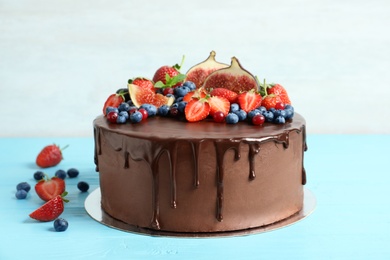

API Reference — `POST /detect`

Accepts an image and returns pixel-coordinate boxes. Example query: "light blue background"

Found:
[1,0,389,136]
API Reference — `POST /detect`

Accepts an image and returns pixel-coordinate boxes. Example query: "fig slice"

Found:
[202,57,259,93]
[185,51,228,88]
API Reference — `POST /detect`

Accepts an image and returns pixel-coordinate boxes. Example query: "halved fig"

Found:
[128,84,174,108]
[185,51,228,88]
[202,57,258,93]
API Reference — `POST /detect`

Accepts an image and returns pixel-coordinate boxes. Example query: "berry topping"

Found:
[103,93,125,116]
[130,111,143,123]
[29,194,68,222]
[261,94,283,110]
[129,77,155,92]
[226,113,239,124]
[139,104,158,117]
[275,102,285,110]
[237,90,262,113]
[208,96,230,117]
[184,99,210,122]
[252,114,266,126]
[153,56,186,88]
[54,218,69,232]
[106,111,119,123]
[35,176,66,202]
[213,111,226,123]
[36,144,68,168]
[138,108,149,120]
[210,88,238,103]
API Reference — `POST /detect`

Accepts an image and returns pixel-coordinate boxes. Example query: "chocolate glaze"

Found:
[93,113,307,232]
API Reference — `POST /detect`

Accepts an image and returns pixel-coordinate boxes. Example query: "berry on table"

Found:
[55,169,67,180]
[16,182,31,192]
[33,171,45,181]
[29,194,68,222]
[77,181,90,192]
[36,144,68,168]
[226,113,239,124]
[35,176,66,202]
[15,189,28,199]
[54,218,69,232]
[67,168,79,178]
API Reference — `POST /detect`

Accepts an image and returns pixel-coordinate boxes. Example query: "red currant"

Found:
[169,107,179,117]
[252,114,265,126]
[163,88,174,96]
[213,111,225,123]
[106,111,118,123]
[275,102,285,110]
[138,108,148,120]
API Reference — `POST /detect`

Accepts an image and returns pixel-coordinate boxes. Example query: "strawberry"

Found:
[184,98,210,122]
[261,94,283,110]
[208,96,230,117]
[266,83,291,105]
[210,88,238,103]
[237,90,262,113]
[153,56,186,88]
[36,144,68,168]
[29,194,68,222]
[35,176,66,202]
[183,89,207,102]
[129,77,155,92]
[102,93,125,116]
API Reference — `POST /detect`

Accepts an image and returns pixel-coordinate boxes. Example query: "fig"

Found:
[128,84,174,108]
[202,57,258,93]
[185,51,228,88]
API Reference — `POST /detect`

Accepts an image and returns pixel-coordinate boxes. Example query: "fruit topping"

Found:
[36,144,68,168]
[153,56,186,89]
[210,88,238,103]
[184,98,210,122]
[203,57,258,93]
[35,176,66,202]
[183,88,208,102]
[29,194,68,222]
[185,51,228,88]
[103,93,125,116]
[237,90,262,113]
[213,111,226,123]
[226,113,239,124]
[128,83,174,108]
[54,218,69,232]
[252,114,266,126]
[208,96,230,117]
[128,77,155,92]
[261,94,283,110]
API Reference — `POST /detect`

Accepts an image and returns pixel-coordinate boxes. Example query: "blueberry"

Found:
[15,189,28,199]
[269,108,276,113]
[119,111,129,120]
[263,111,274,122]
[174,87,189,98]
[118,102,131,112]
[284,109,294,120]
[77,181,90,192]
[130,111,143,123]
[230,103,240,113]
[116,115,127,124]
[247,109,262,120]
[273,109,286,118]
[257,106,267,114]
[175,97,184,103]
[139,104,157,117]
[126,100,134,106]
[55,169,67,179]
[183,81,197,90]
[54,218,69,232]
[226,113,239,124]
[105,106,119,115]
[33,171,45,181]
[158,105,170,116]
[274,116,286,124]
[16,182,31,192]
[67,168,79,178]
[284,104,294,112]
[166,93,175,99]
[177,101,187,114]
[233,109,247,121]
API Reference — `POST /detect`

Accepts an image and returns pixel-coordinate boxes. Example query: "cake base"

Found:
[85,188,316,237]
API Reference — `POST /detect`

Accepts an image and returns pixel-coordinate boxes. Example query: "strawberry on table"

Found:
[184,98,210,122]
[237,90,262,113]
[208,96,230,117]
[29,194,68,222]
[210,88,238,103]
[35,176,66,202]
[36,144,68,168]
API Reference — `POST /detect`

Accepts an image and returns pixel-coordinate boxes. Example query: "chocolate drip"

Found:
[246,142,261,180]
[169,142,178,209]
[190,141,203,188]
[214,140,241,222]
[93,127,101,172]
[302,125,307,185]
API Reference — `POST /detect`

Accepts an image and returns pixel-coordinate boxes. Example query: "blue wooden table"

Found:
[1,135,389,259]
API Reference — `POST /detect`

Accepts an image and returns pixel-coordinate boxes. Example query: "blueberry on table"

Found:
[16,182,31,192]
[55,169,67,179]
[67,168,79,178]
[77,181,90,192]
[33,171,45,181]
[15,189,28,199]
[53,218,68,232]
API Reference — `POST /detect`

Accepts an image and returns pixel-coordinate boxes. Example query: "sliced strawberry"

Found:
[261,94,283,110]
[129,77,155,92]
[208,96,230,117]
[237,90,262,112]
[29,194,67,222]
[210,88,238,103]
[183,89,208,102]
[36,144,67,168]
[102,93,125,116]
[185,99,210,122]
[35,176,66,202]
